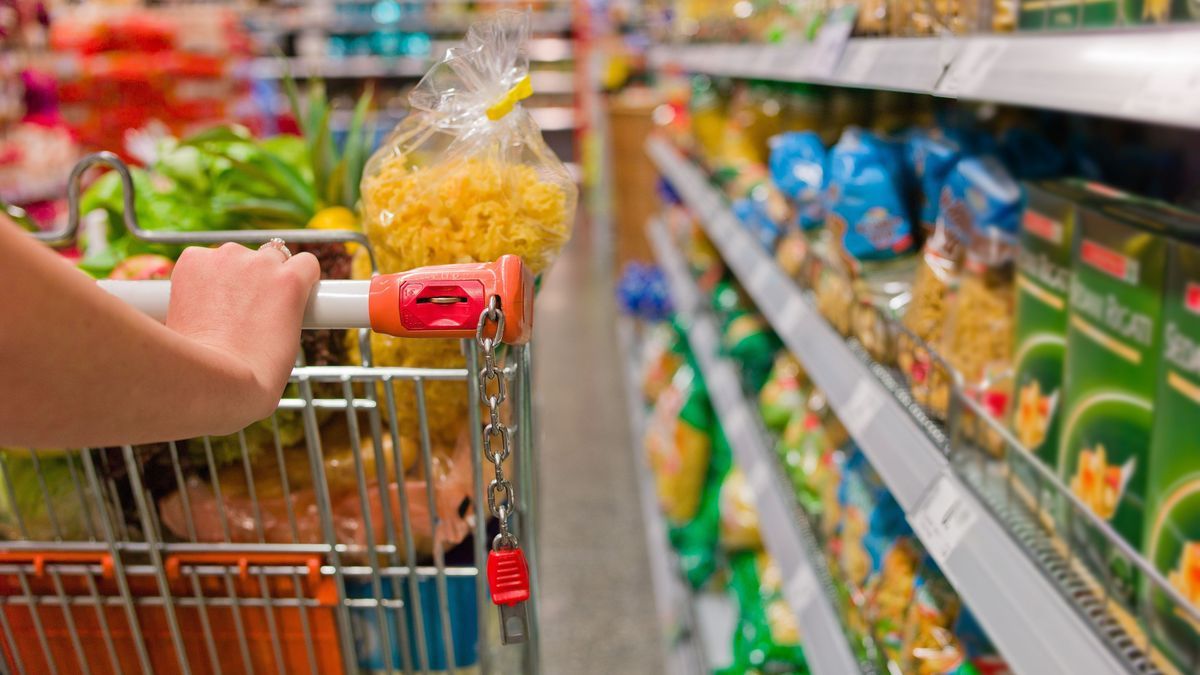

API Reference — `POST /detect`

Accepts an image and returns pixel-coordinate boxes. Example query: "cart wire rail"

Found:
[3,152,541,675]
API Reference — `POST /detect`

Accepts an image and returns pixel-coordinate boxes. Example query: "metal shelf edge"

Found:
[649,29,1200,129]
[648,219,866,675]
[647,136,1133,675]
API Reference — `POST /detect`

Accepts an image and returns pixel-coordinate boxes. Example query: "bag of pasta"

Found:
[356,12,577,450]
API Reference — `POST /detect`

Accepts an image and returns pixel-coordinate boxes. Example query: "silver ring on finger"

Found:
[260,237,292,261]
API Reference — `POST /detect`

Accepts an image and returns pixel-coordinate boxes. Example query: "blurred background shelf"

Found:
[647,135,1156,675]
[649,217,872,675]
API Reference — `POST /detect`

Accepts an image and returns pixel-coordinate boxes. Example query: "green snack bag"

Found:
[1144,236,1200,672]
[724,314,780,393]
[722,552,809,674]
[1011,183,1078,484]
[759,353,808,432]
[669,423,734,589]
[1059,194,1172,604]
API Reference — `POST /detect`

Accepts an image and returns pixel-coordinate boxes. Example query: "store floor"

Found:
[533,223,664,674]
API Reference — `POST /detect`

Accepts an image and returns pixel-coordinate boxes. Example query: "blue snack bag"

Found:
[906,132,962,232]
[825,128,915,261]
[733,197,783,253]
[938,155,1024,250]
[768,131,827,231]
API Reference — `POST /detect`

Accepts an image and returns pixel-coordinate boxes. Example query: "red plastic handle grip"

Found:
[368,254,533,344]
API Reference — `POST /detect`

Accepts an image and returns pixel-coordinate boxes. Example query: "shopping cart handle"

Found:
[97,255,534,343]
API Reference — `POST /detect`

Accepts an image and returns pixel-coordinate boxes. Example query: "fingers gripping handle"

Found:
[96,255,534,342]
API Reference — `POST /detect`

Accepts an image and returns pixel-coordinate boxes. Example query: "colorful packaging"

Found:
[824,128,916,262]
[759,352,809,432]
[670,423,733,589]
[723,313,781,393]
[733,196,784,253]
[723,552,809,674]
[1059,196,1172,602]
[769,130,827,231]
[899,156,1023,419]
[1011,183,1079,469]
[906,132,962,232]
[719,468,763,551]
[640,321,685,405]
[1144,235,1200,672]
[645,365,713,525]
[940,159,1024,438]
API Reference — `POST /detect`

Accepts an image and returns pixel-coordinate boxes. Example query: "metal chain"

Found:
[477,295,518,551]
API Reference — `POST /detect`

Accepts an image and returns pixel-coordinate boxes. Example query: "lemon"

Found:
[307,206,360,253]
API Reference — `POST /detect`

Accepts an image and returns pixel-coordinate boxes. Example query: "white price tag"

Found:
[748,458,771,494]
[783,564,818,614]
[937,38,1006,97]
[806,6,858,79]
[910,473,978,566]
[840,378,883,439]
[838,41,882,84]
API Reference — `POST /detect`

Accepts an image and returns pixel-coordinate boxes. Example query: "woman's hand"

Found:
[0,217,322,447]
[166,242,321,427]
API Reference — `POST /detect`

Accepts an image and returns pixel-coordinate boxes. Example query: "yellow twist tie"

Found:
[486,75,534,121]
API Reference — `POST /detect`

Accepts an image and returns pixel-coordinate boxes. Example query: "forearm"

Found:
[0,222,280,448]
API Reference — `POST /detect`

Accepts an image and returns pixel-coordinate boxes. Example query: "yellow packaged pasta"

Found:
[354,12,576,449]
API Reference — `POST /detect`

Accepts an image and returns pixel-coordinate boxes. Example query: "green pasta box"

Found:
[1144,236,1200,673]
[1058,194,1170,605]
[1018,0,1119,29]
[1012,183,1077,472]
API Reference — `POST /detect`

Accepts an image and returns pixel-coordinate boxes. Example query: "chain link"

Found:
[477,295,518,551]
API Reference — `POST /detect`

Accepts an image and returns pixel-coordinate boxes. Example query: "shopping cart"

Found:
[3,152,542,675]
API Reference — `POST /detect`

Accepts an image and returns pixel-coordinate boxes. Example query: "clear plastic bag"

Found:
[359,12,576,279]
[354,12,577,450]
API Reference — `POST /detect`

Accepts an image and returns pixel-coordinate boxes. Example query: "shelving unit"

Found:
[647,136,1152,675]
[617,317,735,675]
[647,218,870,675]
[648,28,1200,129]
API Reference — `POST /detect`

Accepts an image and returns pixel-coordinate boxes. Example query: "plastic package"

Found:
[644,365,712,525]
[719,468,762,551]
[355,12,576,449]
[768,130,827,232]
[758,353,808,432]
[899,157,1021,418]
[640,322,684,405]
[824,128,915,262]
[940,159,1023,438]
[724,552,809,674]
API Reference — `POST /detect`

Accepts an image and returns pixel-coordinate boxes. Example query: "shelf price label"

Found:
[784,564,818,614]
[840,378,884,439]
[936,38,1006,97]
[806,6,858,79]
[910,473,978,566]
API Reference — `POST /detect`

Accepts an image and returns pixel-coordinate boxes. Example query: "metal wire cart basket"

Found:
[2,153,542,675]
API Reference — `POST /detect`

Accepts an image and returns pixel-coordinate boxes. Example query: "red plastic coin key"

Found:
[487,546,531,644]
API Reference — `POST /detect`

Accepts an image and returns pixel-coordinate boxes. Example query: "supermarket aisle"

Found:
[533,223,664,674]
